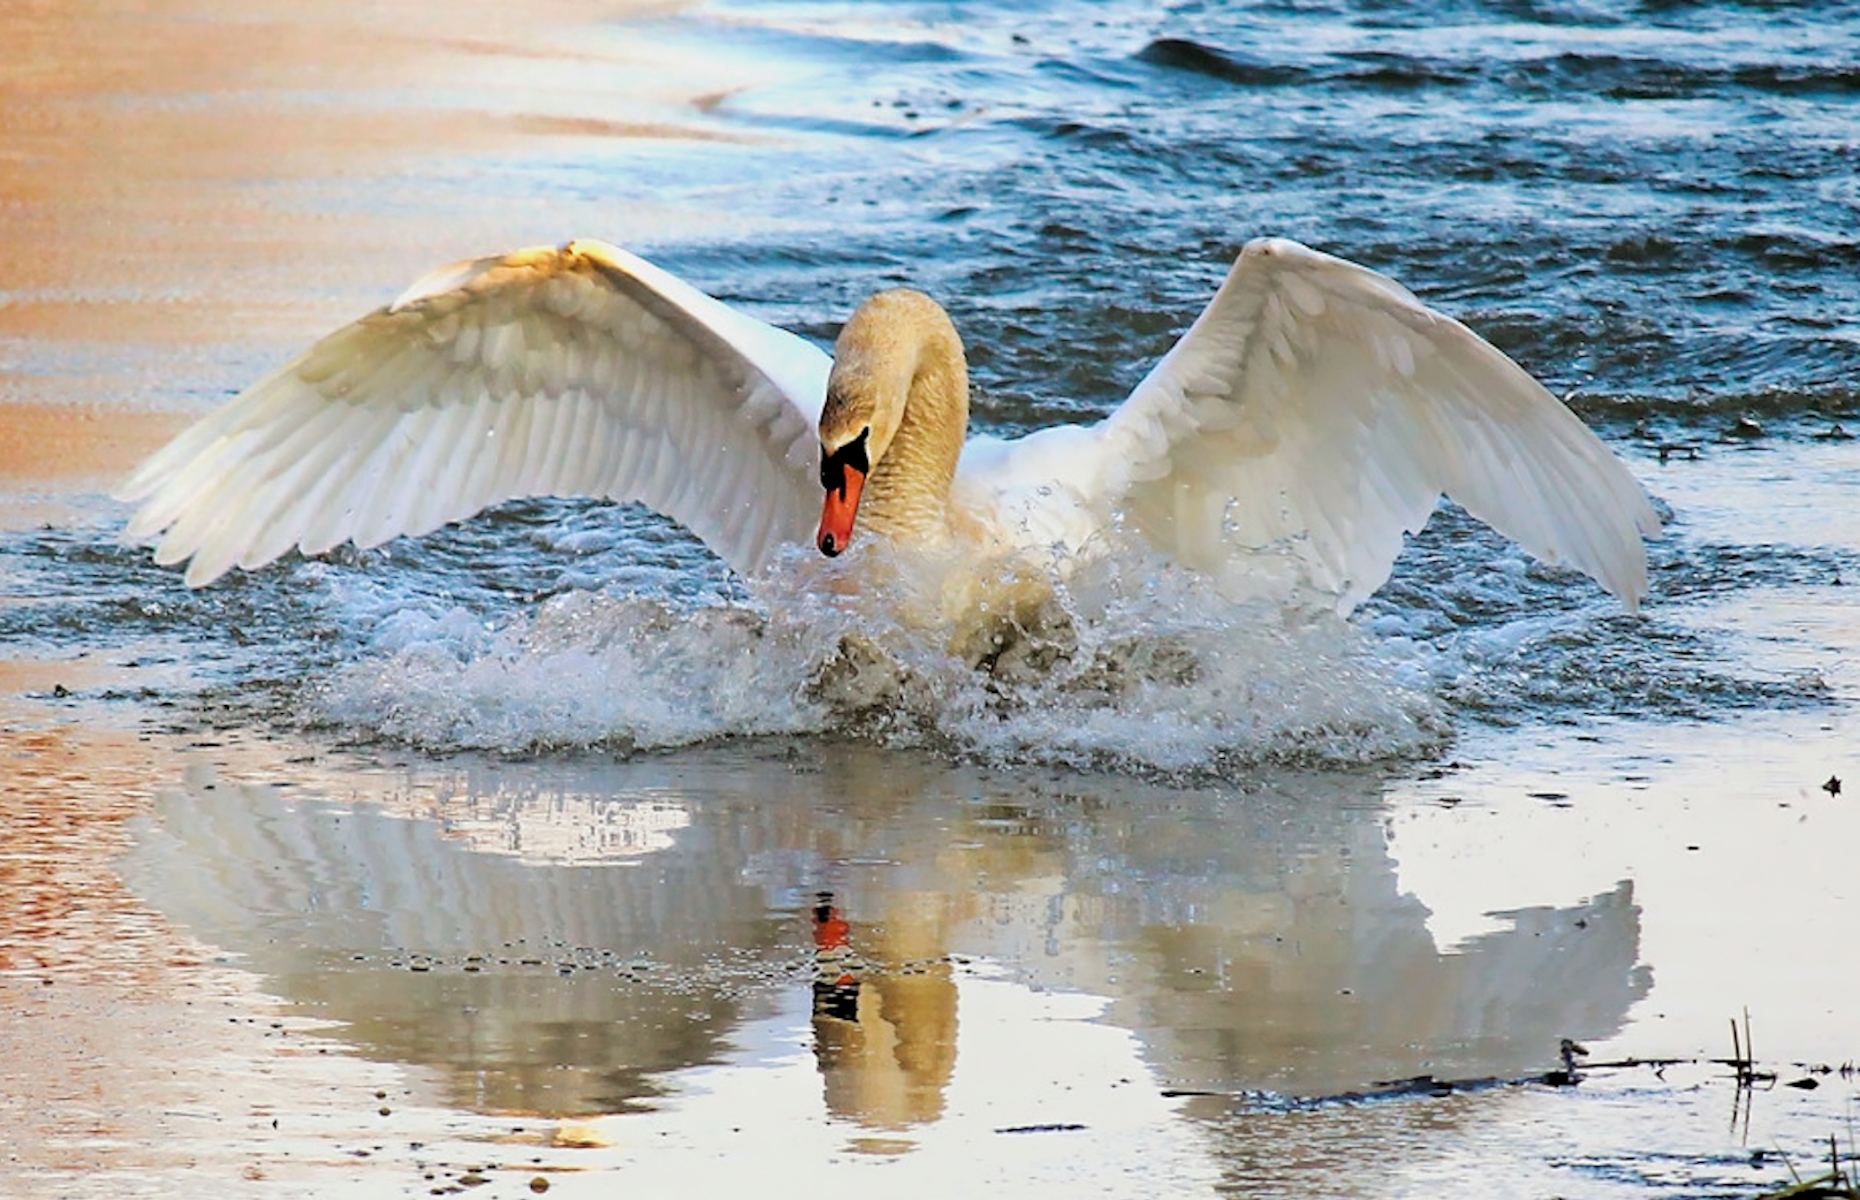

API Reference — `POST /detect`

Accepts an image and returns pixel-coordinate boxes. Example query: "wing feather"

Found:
[120,240,831,585]
[1078,237,1659,611]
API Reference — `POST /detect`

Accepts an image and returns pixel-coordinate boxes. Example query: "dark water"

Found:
[676,0,1860,406]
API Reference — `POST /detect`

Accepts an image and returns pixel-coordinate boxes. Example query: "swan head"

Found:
[815,289,946,556]
[816,418,870,557]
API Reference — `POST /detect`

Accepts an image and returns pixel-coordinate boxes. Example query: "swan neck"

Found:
[862,304,969,541]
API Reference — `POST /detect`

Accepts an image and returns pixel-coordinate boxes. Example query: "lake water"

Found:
[3,1,1857,1196]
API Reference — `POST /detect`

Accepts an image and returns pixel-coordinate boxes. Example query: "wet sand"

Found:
[0,689,394,1191]
[0,698,649,1195]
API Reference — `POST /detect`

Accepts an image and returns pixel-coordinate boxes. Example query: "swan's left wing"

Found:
[118,240,830,586]
[1069,238,1659,611]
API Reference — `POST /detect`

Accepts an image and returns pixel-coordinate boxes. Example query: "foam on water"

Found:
[7,488,1819,775]
[310,540,1445,772]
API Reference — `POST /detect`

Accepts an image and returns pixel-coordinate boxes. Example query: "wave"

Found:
[1131,37,1860,99]
[1566,384,1860,429]
[9,489,1832,774]
[1134,38,1312,87]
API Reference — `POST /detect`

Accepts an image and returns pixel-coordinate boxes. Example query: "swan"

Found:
[118,237,1659,617]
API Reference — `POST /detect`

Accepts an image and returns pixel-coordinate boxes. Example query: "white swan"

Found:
[119,237,1659,614]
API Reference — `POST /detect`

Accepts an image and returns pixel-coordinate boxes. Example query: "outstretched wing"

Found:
[1078,237,1659,611]
[118,239,831,586]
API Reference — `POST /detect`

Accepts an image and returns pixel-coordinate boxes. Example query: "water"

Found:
[17,0,1860,762]
[4,0,1858,1195]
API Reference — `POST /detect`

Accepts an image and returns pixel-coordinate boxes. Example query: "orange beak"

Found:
[816,464,865,557]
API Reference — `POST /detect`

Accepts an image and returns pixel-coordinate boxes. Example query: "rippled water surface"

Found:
[4,0,1858,1196]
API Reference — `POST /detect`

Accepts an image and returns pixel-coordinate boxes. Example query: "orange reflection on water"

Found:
[811,891,958,1132]
[0,0,717,531]
[0,663,184,983]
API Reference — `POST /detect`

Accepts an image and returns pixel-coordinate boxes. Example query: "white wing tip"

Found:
[180,553,235,589]
[391,259,492,313]
[1240,236,1308,258]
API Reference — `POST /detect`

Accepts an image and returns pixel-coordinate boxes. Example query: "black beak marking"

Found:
[819,426,871,496]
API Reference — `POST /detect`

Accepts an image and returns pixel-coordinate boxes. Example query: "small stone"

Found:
[529,1179,551,1194]
[1823,775,1842,796]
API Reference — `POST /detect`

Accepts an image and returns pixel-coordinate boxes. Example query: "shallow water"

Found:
[4,0,1859,1196]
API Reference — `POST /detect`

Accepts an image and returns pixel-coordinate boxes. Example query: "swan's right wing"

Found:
[119,240,830,586]
[1074,238,1659,611]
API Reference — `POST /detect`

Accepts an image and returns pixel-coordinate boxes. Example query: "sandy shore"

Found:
[0,687,618,1195]
[0,2,700,1190]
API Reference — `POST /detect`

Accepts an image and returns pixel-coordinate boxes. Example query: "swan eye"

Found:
[819,427,871,492]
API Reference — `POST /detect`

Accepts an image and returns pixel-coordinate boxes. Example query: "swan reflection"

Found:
[809,891,957,1129]
[432,788,688,866]
[120,745,1649,1133]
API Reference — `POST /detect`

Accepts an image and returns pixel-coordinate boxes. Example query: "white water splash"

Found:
[312,542,1445,771]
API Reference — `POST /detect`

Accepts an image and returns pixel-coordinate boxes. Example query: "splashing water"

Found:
[311,536,1445,772]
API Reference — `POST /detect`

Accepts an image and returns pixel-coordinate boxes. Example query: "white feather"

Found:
[965,237,1658,612]
[120,241,831,583]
